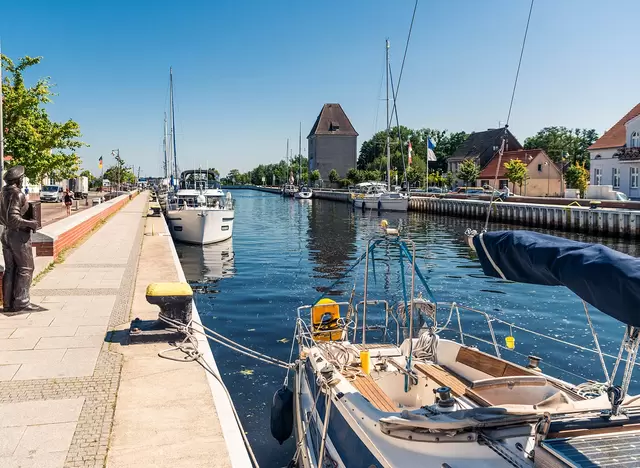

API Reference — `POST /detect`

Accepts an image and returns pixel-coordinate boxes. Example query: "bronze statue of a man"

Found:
[0,166,39,312]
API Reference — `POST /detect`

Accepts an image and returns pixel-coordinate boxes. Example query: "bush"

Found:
[340,178,351,188]
[328,169,340,183]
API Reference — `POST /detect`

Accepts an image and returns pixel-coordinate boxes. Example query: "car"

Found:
[40,185,64,202]
[450,187,485,194]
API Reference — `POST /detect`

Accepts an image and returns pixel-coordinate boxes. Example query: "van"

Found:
[40,185,64,202]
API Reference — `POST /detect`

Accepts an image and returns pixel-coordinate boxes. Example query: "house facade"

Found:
[447,128,522,186]
[307,103,358,181]
[477,149,562,197]
[588,103,640,199]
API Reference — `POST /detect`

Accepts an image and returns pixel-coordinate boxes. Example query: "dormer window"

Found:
[595,154,601,159]
[329,121,340,131]
[632,131,640,148]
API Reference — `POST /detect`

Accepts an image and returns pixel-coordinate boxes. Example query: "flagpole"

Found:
[426,141,429,190]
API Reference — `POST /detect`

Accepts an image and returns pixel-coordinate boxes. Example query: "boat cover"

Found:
[473,230,640,327]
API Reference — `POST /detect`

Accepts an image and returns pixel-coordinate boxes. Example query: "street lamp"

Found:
[544,161,550,196]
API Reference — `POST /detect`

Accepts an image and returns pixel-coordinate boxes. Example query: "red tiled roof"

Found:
[307,103,358,138]
[478,149,545,178]
[589,102,640,150]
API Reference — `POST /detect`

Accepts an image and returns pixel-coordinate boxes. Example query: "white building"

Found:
[589,103,640,199]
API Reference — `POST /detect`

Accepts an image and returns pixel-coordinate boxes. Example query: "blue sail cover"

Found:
[473,230,640,327]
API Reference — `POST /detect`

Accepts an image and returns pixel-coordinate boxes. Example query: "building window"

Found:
[499,180,508,189]
[594,168,602,185]
[613,167,620,188]
[480,180,489,187]
[537,164,542,172]
[594,154,601,159]
[631,167,639,189]
[632,131,640,148]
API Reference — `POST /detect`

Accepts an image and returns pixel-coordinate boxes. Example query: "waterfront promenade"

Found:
[0,192,239,468]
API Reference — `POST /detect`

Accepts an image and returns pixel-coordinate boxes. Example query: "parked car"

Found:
[450,187,485,194]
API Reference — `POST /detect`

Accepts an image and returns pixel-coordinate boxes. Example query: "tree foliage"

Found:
[1,54,87,182]
[328,169,339,183]
[309,170,321,183]
[357,127,468,176]
[456,159,480,186]
[103,165,135,185]
[564,162,589,196]
[503,159,528,192]
[524,127,598,165]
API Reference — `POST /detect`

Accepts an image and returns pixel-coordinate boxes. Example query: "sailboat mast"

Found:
[298,122,302,185]
[163,112,168,179]
[385,39,391,191]
[170,67,178,182]
[286,138,289,183]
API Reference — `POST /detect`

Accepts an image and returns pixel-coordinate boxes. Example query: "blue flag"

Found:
[427,138,437,150]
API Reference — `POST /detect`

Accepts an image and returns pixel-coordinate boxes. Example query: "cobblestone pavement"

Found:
[0,194,147,468]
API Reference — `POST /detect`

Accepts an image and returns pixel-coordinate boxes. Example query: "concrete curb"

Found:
[161,212,253,468]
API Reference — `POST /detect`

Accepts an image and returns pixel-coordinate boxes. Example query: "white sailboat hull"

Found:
[294,191,313,199]
[166,208,234,245]
[353,193,408,211]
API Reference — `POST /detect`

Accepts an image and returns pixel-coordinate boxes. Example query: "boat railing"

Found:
[434,301,640,381]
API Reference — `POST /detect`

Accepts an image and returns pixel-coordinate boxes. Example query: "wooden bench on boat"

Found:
[413,362,492,407]
[352,374,397,412]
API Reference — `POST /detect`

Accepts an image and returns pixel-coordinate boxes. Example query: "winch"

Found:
[434,386,455,409]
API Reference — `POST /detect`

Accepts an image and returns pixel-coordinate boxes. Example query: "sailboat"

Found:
[353,40,408,212]
[164,69,235,245]
[280,227,640,467]
[295,122,313,199]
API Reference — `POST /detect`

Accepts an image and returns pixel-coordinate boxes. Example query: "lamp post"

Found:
[111,149,122,192]
[544,161,550,196]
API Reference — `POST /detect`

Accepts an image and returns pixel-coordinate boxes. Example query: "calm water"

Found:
[175,190,639,467]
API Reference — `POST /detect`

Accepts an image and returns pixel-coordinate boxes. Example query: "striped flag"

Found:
[98,156,103,169]
[407,141,413,166]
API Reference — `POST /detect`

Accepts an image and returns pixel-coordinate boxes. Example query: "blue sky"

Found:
[2,0,639,178]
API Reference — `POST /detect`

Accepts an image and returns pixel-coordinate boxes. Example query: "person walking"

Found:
[63,188,74,216]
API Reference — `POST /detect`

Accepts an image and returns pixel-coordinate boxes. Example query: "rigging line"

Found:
[506,0,535,126]
[387,0,419,130]
[388,65,407,185]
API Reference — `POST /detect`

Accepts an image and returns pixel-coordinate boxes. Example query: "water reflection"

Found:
[306,201,357,294]
[176,239,235,294]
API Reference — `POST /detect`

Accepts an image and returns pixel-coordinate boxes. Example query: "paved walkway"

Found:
[0,194,147,468]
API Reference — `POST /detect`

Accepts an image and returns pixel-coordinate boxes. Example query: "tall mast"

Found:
[298,122,302,185]
[385,39,391,191]
[163,112,168,179]
[286,138,289,183]
[170,67,178,182]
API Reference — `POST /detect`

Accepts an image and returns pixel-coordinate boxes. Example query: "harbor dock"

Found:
[227,186,640,238]
[0,192,247,468]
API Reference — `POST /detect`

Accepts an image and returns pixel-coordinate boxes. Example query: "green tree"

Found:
[207,168,220,179]
[443,171,455,189]
[503,159,528,193]
[328,169,339,183]
[309,169,321,184]
[524,127,598,165]
[79,169,96,187]
[1,54,87,182]
[564,162,589,196]
[103,165,135,186]
[457,159,480,186]
[225,169,242,184]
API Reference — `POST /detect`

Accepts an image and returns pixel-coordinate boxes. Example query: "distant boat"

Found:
[294,185,313,199]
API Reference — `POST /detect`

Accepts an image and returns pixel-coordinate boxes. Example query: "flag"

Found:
[427,149,437,161]
[407,140,413,166]
[98,156,103,169]
[428,137,437,150]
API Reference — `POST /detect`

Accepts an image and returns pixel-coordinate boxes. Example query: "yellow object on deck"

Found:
[360,350,371,374]
[146,282,193,297]
[312,298,342,341]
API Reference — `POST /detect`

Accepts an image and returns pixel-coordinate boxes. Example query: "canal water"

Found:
[175,189,639,467]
